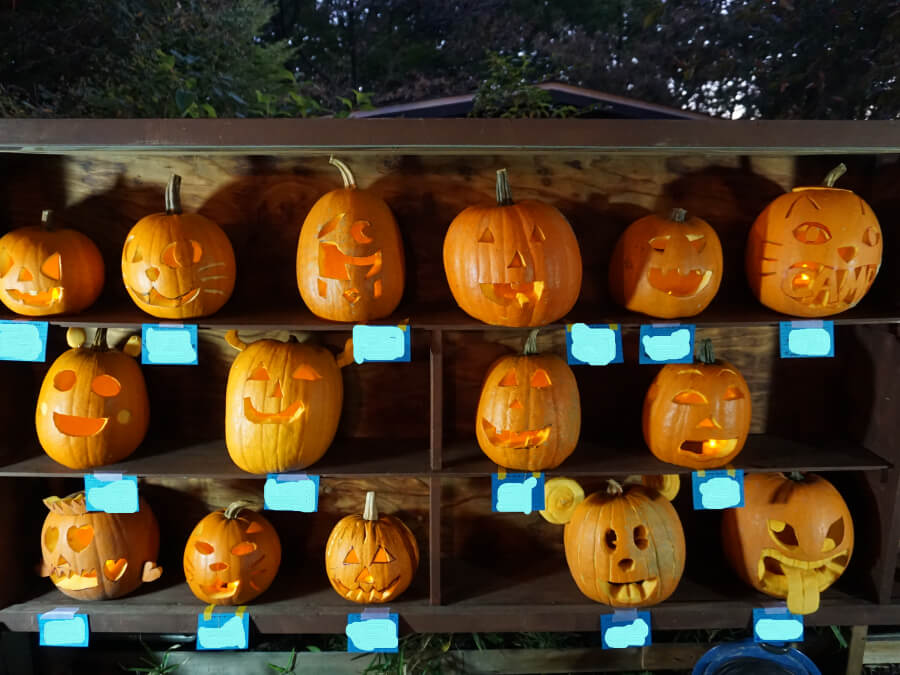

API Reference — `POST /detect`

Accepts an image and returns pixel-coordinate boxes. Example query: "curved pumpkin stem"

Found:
[329,156,357,189]
[165,174,183,215]
[41,209,55,231]
[336,338,354,368]
[669,207,687,223]
[697,338,715,365]
[606,479,624,496]
[523,329,540,356]
[91,328,109,352]
[363,491,378,521]
[823,163,847,188]
[225,330,248,352]
[224,500,258,519]
[495,169,514,206]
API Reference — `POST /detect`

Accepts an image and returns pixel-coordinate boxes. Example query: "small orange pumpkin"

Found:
[443,169,582,327]
[184,501,282,605]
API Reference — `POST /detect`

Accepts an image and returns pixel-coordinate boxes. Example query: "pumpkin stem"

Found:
[495,169,514,206]
[165,174,182,215]
[329,156,357,189]
[606,479,624,496]
[224,500,257,519]
[363,491,378,521]
[697,338,715,365]
[523,329,540,355]
[91,328,109,351]
[670,207,687,223]
[822,163,847,188]
[41,209,55,231]
[787,471,805,482]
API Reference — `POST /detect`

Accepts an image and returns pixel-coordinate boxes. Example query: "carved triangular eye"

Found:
[530,369,552,388]
[343,548,360,564]
[249,365,270,381]
[498,369,518,387]
[478,227,495,243]
[41,252,62,280]
[531,225,546,242]
[372,546,393,564]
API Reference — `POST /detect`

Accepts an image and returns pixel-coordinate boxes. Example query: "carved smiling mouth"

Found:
[481,419,551,449]
[6,287,63,307]
[332,577,401,603]
[758,548,850,613]
[199,579,241,600]
[480,281,545,308]
[648,268,713,297]
[602,578,659,605]
[130,287,200,308]
[53,412,109,437]
[243,398,305,424]
[679,438,738,459]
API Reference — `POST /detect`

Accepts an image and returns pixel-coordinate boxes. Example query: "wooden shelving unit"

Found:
[0,119,897,636]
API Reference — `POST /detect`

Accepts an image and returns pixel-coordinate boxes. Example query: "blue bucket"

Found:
[692,640,821,675]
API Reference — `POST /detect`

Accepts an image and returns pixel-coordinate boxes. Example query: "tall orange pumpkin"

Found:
[122,174,236,319]
[443,169,582,327]
[36,328,149,470]
[296,157,405,322]
[746,164,882,317]
[0,210,104,316]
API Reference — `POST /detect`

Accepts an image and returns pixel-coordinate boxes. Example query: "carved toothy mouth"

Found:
[758,548,849,613]
[332,577,402,603]
[481,419,551,449]
[199,579,241,600]
[6,287,63,307]
[53,412,109,437]
[678,438,738,459]
[130,286,201,308]
[783,262,879,308]
[50,568,99,590]
[602,578,660,605]
[242,398,305,424]
[480,282,545,308]
[647,268,712,297]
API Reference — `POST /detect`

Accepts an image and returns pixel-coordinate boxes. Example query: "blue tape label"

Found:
[492,473,545,514]
[639,325,695,364]
[692,470,744,510]
[346,613,399,653]
[601,610,652,649]
[352,324,410,363]
[39,611,89,647]
[84,474,139,513]
[0,320,48,362]
[753,608,803,644]
[142,324,198,365]
[779,321,834,358]
[264,474,319,512]
[566,323,623,366]
[197,611,249,650]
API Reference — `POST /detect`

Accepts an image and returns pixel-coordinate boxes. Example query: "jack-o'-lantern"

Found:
[39,492,162,601]
[122,174,236,319]
[609,208,723,318]
[224,330,352,474]
[296,157,405,322]
[36,328,149,470]
[475,330,580,471]
[564,480,685,607]
[184,501,281,605]
[443,169,582,327]
[0,210,104,316]
[325,491,419,603]
[722,472,854,615]
[643,339,751,469]
[746,164,882,317]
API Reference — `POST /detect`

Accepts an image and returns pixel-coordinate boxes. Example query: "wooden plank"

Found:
[847,625,867,674]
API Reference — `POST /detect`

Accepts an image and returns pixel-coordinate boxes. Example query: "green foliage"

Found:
[362,633,453,675]
[119,641,183,674]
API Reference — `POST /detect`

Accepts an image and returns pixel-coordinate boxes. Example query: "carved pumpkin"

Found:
[0,210,104,316]
[643,340,751,469]
[122,174,236,319]
[609,208,723,318]
[36,328,149,470]
[722,472,854,615]
[39,492,162,601]
[564,480,685,607]
[746,163,882,317]
[184,501,281,605]
[475,330,580,471]
[325,491,419,603]
[224,331,352,474]
[443,169,582,327]
[297,157,405,322]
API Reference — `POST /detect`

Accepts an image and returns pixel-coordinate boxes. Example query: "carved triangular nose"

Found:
[271,381,284,399]
[697,417,719,429]
[356,566,374,584]
[509,399,523,410]
[507,251,526,269]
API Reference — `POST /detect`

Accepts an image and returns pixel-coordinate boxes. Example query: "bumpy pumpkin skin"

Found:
[35,332,149,470]
[184,504,282,606]
[475,351,580,471]
[40,493,161,601]
[325,493,419,604]
[0,214,104,317]
[643,360,751,469]
[225,335,343,474]
[609,210,723,319]
[722,472,853,615]
[746,184,882,317]
[443,170,582,327]
[297,158,405,322]
[564,484,686,607]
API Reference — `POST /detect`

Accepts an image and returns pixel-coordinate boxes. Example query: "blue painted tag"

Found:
[601,610,652,649]
[39,609,89,647]
[264,474,319,512]
[779,321,834,358]
[0,320,48,362]
[639,324,695,364]
[753,607,804,644]
[491,472,545,514]
[347,611,399,653]
[692,469,744,510]
[352,324,411,363]
[84,474,139,513]
[197,610,249,650]
[141,324,198,365]
[566,323,623,366]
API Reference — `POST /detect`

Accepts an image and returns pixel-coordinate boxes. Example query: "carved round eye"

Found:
[0,248,12,277]
[343,548,360,564]
[67,525,94,552]
[249,366,270,381]
[190,240,203,263]
[793,222,831,245]
[863,226,881,247]
[605,529,617,551]
[498,369,518,387]
[530,369,552,389]
[686,233,706,253]
[92,375,121,398]
[350,220,374,244]
[478,227,495,243]
[768,520,799,548]
[673,390,708,405]
[231,541,257,556]
[53,370,77,391]
[822,517,844,553]
[292,364,322,381]
[194,541,214,554]
[41,253,62,280]
[44,526,59,551]
[372,546,393,564]
[724,386,745,401]
[649,236,669,252]
[633,525,649,550]
[161,240,201,268]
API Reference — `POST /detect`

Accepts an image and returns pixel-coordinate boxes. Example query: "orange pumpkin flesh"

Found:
[0,210,104,317]
[746,164,882,317]
[40,492,161,601]
[122,174,236,319]
[325,491,419,604]
[722,472,853,615]
[297,157,405,322]
[443,169,582,327]
[564,480,685,607]
[609,208,723,319]
[184,501,282,605]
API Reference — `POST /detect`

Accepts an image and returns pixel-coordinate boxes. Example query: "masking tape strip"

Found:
[203,604,215,621]
[235,605,247,619]
[497,467,506,480]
